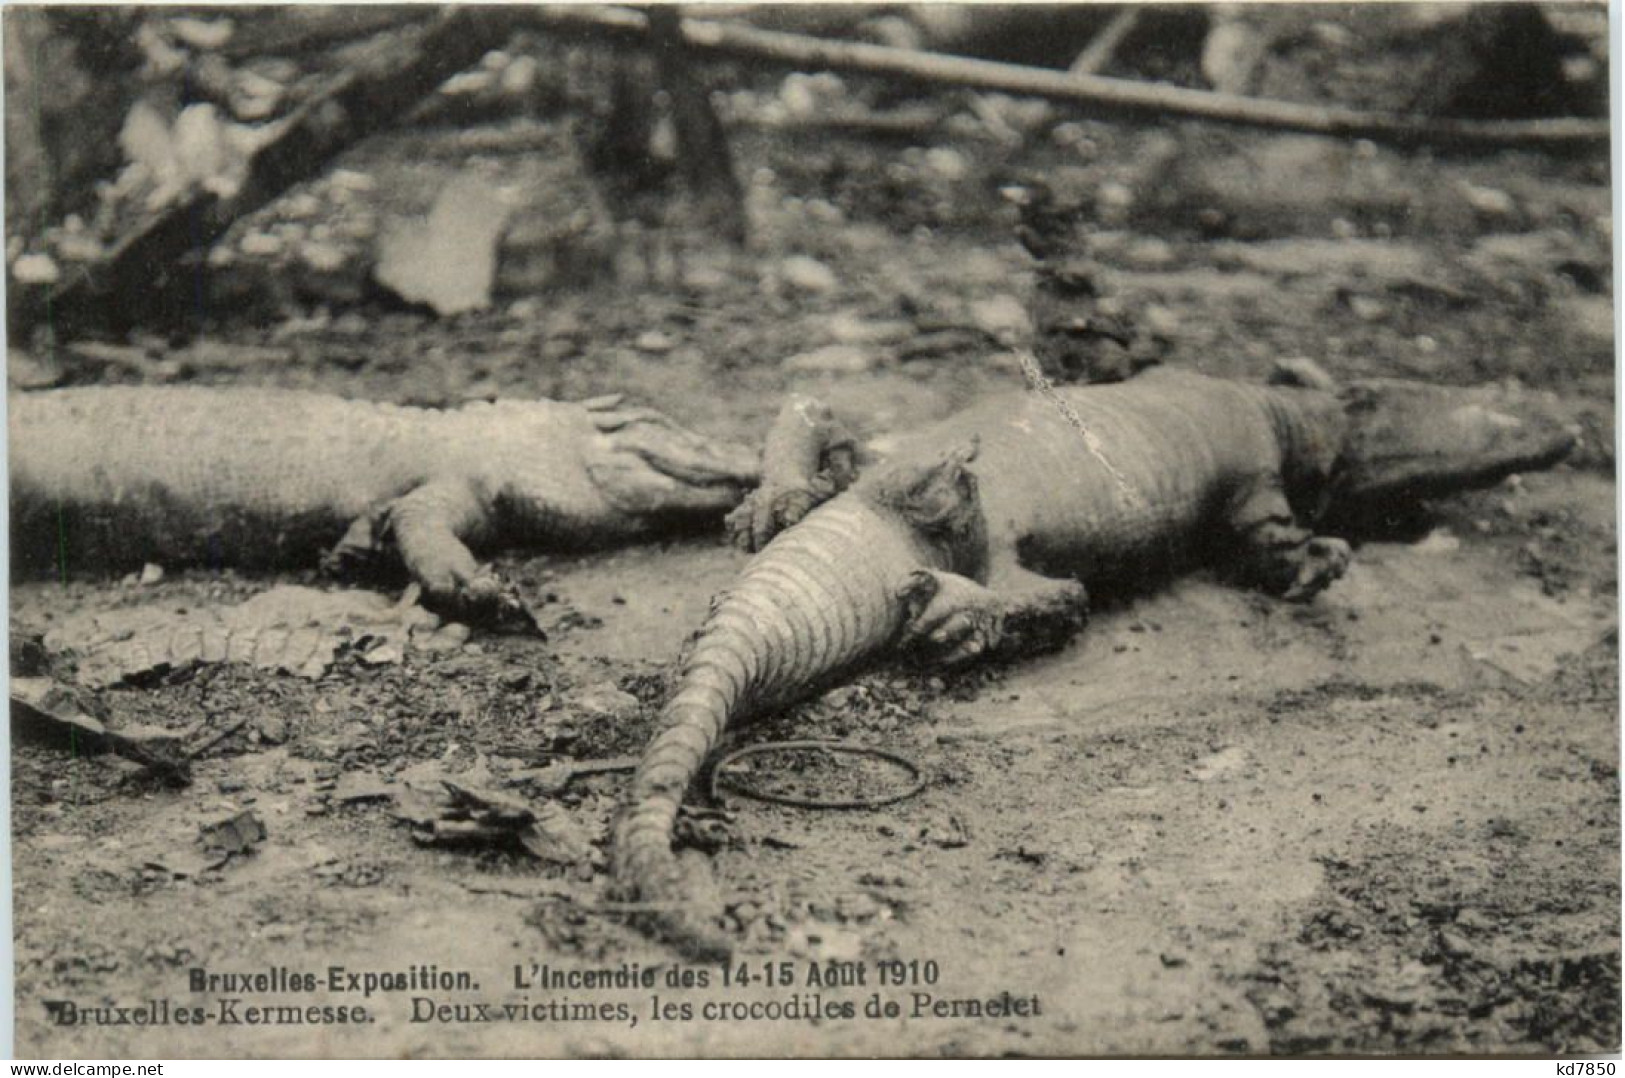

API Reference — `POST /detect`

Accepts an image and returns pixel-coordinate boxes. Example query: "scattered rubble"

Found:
[10,677,190,779]
[38,585,464,688]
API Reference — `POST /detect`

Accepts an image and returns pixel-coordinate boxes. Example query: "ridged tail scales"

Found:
[613,442,984,958]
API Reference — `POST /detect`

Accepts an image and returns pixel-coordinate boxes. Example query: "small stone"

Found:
[254,713,287,745]
[501,55,539,95]
[836,892,881,922]
[778,255,838,295]
[333,771,395,804]
[1348,295,1389,323]
[358,644,402,666]
[329,170,375,193]
[416,622,471,654]
[968,294,1031,343]
[1415,335,1439,354]
[1189,746,1248,783]
[239,231,283,257]
[923,147,969,181]
[56,233,105,262]
[1051,122,1088,148]
[199,810,266,857]
[300,241,348,272]
[571,682,640,722]
[11,253,59,284]
[1415,529,1461,555]
[1437,928,1473,957]
[634,330,674,354]
[779,74,819,118]
[806,199,844,224]
[331,312,369,336]
[1461,183,1516,219]
[826,312,912,345]
[1124,237,1176,269]
[1142,304,1181,337]
[921,815,970,849]
[233,84,283,122]
[169,16,233,49]
[683,264,730,292]
[1095,181,1134,223]
[138,563,165,586]
[281,192,322,220]
[1312,21,1355,47]
[1201,18,1263,93]
[783,344,877,374]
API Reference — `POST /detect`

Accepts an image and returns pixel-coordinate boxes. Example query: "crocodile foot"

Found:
[897,569,1005,665]
[1282,537,1352,602]
[726,482,828,552]
[431,570,542,634]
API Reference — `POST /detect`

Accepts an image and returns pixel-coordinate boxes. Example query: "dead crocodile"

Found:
[11,386,759,620]
[613,363,1577,957]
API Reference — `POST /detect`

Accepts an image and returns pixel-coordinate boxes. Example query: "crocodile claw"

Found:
[726,484,822,552]
[897,569,941,622]
[429,571,544,635]
[1282,537,1352,602]
[898,570,1004,665]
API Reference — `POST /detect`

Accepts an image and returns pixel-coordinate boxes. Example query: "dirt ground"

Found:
[10,85,1619,1057]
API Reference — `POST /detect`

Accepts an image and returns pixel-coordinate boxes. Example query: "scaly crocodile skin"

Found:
[11,386,758,589]
[614,368,1576,957]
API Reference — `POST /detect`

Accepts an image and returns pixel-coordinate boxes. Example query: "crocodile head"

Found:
[1329,378,1578,529]
[584,403,762,520]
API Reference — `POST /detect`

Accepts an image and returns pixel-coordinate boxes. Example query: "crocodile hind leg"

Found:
[727,394,861,552]
[899,564,1089,665]
[1226,481,1352,601]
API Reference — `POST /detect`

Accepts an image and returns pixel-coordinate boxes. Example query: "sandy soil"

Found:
[10,98,1618,1057]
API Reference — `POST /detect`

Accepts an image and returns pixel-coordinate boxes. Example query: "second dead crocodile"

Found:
[613,362,1577,957]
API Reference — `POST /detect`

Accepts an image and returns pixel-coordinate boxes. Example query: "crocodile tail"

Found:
[613,497,917,958]
[612,621,755,960]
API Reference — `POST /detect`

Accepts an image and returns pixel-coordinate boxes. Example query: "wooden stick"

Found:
[219,8,434,61]
[1069,9,1140,77]
[526,6,1609,150]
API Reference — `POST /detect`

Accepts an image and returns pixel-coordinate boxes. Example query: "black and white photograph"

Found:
[4,1,1618,1059]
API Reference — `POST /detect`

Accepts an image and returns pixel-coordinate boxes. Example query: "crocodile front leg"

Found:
[898,564,1089,665]
[377,480,530,626]
[727,394,861,552]
[1226,481,1351,601]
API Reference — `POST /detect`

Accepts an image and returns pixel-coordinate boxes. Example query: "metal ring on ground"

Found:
[708,739,926,810]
